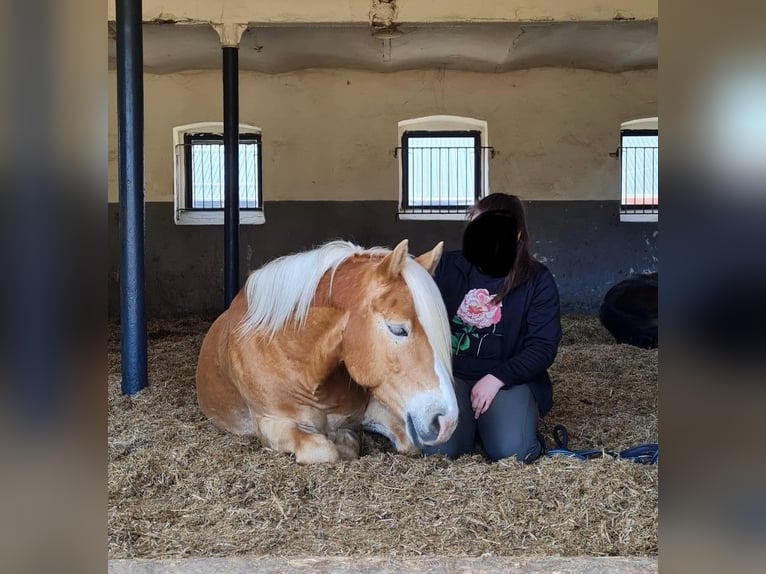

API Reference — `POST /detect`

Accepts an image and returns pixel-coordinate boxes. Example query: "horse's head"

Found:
[340,240,458,449]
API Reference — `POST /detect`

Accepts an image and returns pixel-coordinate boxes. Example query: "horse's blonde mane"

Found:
[401,259,454,379]
[238,241,453,379]
[238,240,387,338]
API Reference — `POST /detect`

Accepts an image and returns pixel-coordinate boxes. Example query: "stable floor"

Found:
[108,315,657,558]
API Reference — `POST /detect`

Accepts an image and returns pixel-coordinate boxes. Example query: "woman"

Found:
[423,193,561,462]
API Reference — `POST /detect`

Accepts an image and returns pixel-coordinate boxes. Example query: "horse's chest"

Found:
[315,367,369,418]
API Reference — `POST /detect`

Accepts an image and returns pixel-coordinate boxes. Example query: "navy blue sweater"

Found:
[433,250,562,416]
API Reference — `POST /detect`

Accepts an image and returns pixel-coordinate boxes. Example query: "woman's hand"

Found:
[470,374,505,419]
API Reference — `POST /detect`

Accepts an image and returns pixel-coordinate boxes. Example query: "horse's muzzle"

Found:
[406,411,458,447]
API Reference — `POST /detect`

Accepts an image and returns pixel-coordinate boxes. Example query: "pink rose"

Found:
[456,288,502,329]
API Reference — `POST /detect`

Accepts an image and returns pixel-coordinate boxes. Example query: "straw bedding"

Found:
[108,315,657,559]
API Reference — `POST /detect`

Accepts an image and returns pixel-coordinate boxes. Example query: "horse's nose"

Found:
[435,413,457,444]
[429,413,443,436]
[424,412,457,445]
[405,406,459,447]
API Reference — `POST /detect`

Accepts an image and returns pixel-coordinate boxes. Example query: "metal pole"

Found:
[223,46,240,307]
[116,0,147,394]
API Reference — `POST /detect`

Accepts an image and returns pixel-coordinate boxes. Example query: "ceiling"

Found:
[107,21,657,74]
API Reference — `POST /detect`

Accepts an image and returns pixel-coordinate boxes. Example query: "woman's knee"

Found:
[422,440,474,460]
[483,435,542,463]
[422,419,476,459]
[423,376,476,459]
[478,384,541,463]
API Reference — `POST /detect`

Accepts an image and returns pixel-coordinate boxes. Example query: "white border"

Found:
[620,213,658,223]
[397,213,470,221]
[173,122,265,226]
[621,117,658,131]
[620,117,658,223]
[397,115,489,221]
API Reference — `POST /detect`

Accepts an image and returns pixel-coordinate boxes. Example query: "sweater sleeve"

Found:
[488,268,562,386]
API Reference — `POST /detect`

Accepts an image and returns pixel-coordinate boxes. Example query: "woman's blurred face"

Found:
[469,209,521,241]
[462,210,519,277]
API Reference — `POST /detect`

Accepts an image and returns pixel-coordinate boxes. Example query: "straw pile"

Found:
[108,315,657,558]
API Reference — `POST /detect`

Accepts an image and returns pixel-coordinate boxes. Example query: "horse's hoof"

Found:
[336,443,360,461]
[333,428,361,460]
[294,446,341,465]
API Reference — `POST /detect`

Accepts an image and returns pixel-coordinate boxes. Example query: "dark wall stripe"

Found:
[108,200,657,318]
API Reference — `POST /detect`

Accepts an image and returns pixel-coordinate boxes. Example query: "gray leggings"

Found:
[422,377,542,463]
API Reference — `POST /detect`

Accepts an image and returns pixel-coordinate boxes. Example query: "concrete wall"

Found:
[107,66,657,318]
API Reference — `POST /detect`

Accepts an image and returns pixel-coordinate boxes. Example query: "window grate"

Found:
[397,130,493,214]
[620,130,658,215]
[180,132,262,211]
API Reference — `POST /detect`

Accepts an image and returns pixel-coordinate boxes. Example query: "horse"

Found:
[195,239,459,464]
[599,272,658,349]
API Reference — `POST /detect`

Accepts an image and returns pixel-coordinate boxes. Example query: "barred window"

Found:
[173,123,264,225]
[619,118,658,222]
[397,116,490,220]
[402,131,481,210]
[184,133,261,210]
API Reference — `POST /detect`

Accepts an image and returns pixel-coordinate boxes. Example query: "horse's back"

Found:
[196,292,256,434]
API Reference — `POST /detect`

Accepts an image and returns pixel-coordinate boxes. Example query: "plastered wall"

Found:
[107,67,656,203]
[106,0,658,25]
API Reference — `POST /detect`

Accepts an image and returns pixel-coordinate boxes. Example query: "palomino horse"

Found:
[196,239,459,464]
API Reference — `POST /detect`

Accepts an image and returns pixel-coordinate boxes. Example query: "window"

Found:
[619,117,658,222]
[397,116,490,220]
[173,122,264,225]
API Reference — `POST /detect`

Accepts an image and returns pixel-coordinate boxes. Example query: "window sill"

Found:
[620,212,658,223]
[175,210,265,226]
[397,212,469,221]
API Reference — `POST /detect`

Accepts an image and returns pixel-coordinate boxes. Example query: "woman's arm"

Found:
[488,268,562,386]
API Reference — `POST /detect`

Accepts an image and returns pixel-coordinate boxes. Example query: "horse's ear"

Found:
[415,241,443,275]
[378,239,409,281]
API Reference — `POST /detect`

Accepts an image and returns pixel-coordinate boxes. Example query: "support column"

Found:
[116,0,147,395]
[223,46,239,308]
[214,23,247,308]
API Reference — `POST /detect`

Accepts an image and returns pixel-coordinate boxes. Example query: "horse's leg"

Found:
[322,369,367,461]
[362,397,418,454]
[333,429,361,460]
[228,305,359,463]
[326,418,361,461]
[257,415,341,464]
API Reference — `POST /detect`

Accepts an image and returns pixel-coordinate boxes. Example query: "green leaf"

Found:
[452,316,463,325]
[459,337,471,352]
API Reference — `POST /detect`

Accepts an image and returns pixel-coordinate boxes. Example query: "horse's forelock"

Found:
[400,259,453,378]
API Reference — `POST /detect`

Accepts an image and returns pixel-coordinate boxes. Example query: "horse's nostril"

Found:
[430,413,444,435]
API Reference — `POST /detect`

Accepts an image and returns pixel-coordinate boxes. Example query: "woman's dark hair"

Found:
[465,193,537,304]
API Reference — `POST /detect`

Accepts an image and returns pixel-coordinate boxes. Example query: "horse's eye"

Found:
[387,323,409,337]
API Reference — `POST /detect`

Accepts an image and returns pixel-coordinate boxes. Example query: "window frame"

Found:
[400,130,483,212]
[173,122,265,225]
[619,117,658,223]
[397,116,490,221]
